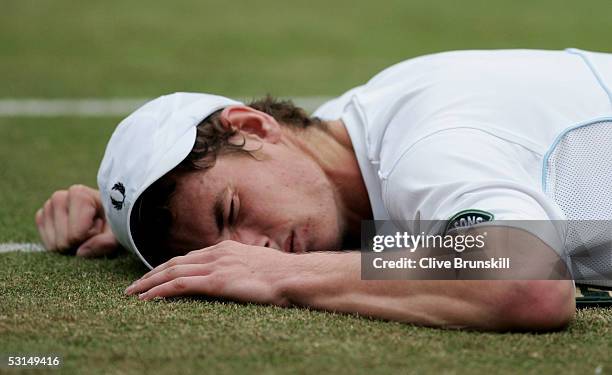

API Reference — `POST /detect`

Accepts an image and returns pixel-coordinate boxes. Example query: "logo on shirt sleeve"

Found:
[444,209,494,233]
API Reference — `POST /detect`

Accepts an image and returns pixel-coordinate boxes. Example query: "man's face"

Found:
[167,137,345,254]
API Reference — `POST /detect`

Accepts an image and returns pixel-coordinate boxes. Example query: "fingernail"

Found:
[124,285,134,295]
[138,292,147,300]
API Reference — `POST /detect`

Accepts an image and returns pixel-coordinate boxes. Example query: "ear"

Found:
[219,105,282,143]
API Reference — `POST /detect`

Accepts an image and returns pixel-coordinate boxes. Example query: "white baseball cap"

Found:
[97,92,242,269]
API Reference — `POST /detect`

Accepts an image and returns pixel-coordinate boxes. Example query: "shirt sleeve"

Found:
[383,128,567,252]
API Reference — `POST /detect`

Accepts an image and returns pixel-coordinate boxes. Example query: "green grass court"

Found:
[1,0,611,373]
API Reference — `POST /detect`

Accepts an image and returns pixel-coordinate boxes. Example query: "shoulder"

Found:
[383,127,528,185]
[382,128,561,223]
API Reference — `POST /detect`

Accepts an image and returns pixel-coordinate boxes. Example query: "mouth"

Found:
[282,229,305,254]
[283,231,295,253]
[291,230,302,254]
[290,231,295,253]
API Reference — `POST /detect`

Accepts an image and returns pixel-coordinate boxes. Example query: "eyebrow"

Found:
[214,187,229,236]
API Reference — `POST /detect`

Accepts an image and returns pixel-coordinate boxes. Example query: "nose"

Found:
[231,228,274,249]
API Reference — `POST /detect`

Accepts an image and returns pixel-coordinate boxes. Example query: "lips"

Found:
[292,230,300,253]
[290,232,295,253]
[283,231,294,253]
[281,229,305,254]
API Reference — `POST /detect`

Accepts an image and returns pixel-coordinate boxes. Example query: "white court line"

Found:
[0,242,45,253]
[0,96,332,117]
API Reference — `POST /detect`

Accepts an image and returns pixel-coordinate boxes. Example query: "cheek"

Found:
[242,158,323,201]
[273,157,331,193]
[237,157,343,249]
[303,213,343,251]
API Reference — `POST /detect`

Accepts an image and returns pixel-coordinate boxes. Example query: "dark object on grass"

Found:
[575,285,612,308]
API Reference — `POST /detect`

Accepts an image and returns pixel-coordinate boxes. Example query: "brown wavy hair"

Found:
[130,96,324,266]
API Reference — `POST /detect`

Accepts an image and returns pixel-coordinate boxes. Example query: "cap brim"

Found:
[125,125,197,270]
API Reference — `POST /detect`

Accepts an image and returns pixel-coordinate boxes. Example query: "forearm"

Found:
[279,251,574,331]
[126,240,574,331]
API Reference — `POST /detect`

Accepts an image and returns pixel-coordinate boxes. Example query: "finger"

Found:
[35,208,50,250]
[42,200,57,250]
[92,217,104,233]
[184,241,226,256]
[139,250,219,281]
[125,264,213,295]
[76,230,119,257]
[51,192,70,251]
[138,276,215,300]
[67,186,104,244]
[139,255,190,281]
[139,242,231,280]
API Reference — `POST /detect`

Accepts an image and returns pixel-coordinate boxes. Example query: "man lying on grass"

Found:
[36,48,612,331]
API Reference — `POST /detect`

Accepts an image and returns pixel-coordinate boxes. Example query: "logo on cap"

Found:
[110,182,126,210]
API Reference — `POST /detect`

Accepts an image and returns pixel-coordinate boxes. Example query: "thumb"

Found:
[76,230,120,257]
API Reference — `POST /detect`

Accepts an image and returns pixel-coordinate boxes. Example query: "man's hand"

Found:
[124,240,292,305]
[35,184,120,257]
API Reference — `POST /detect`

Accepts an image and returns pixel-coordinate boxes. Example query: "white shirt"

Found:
[314,49,612,283]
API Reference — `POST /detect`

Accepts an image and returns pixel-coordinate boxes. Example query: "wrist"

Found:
[276,251,360,308]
